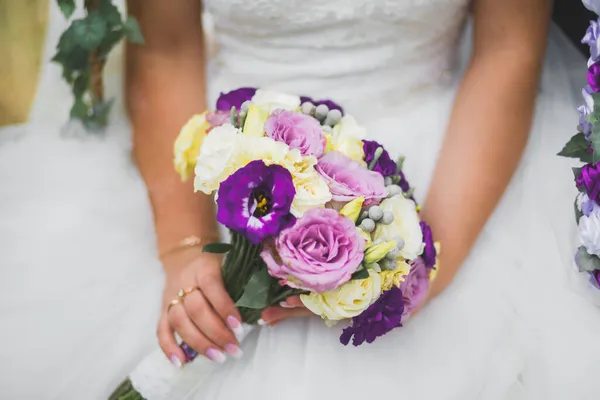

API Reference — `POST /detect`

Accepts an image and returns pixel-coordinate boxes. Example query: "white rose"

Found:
[193,124,241,194]
[251,89,301,112]
[580,206,600,257]
[373,195,424,260]
[291,170,332,217]
[329,115,366,164]
[301,270,382,321]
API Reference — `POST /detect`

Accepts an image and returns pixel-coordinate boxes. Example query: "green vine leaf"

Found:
[72,13,107,51]
[557,132,593,163]
[58,0,76,19]
[123,16,145,44]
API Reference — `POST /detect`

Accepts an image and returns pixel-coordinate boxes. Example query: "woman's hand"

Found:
[260,296,313,327]
[158,248,244,367]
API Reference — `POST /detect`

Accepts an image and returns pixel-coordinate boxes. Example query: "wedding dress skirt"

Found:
[2,1,600,399]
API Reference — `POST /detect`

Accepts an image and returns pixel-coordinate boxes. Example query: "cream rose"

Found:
[329,115,366,164]
[251,89,301,112]
[174,112,210,181]
[373,195,424,261]
[301,270,382,321]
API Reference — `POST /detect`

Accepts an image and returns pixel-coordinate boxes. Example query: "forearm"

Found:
[126,1,218,254]
[422,53,541,296]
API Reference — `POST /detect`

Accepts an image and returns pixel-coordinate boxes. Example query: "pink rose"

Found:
[264,110,325,157]
[315,151,386,202]
[261,208,365,293]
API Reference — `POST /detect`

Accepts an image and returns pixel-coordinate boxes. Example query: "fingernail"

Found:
[224,343,243,359]
[257,318,266,326]
[206,348,227,364]
[279,301,293,308]
[226,315,244,340]
[170,354,182,368]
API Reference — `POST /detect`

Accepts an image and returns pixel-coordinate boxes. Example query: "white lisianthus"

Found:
[329,115,366,164]
[373,195,424,261]
[301,270,382,321]
[291,171,332,216]
[193,124,242,194]
[251,89,301,112]
[173,112,210,181]
[579,206,600,257]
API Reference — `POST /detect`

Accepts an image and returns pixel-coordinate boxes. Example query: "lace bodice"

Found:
[204,0,470,111]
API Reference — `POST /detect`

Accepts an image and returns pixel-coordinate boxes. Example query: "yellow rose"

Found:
[301,270,381,321]
[174,112,210,181]
[380,260,411,291]
[242,104,269,137]
[330,115,366,165]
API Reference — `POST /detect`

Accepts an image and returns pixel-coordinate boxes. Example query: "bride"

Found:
[2,0,600,399]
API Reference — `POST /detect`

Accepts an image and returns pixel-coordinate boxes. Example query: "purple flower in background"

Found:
[216,87,257,111]
[206,110,231,130]
[217,160,296,244]
[589,62,600,93]
[300,95,344,114]
[576,163,600,206]
[583,19,600,63]
[396,170,411,193]
[362,140,398,177]
[264,110,326,157]
[579,86,595,140]
[420,221,437,268]
[584,1,600,18]
[400,257,430,316]
[592,270,600,287]
[340,286,405,346]
[316,151,386,203]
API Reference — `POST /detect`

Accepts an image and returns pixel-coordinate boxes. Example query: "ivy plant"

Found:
[53,0,144,130]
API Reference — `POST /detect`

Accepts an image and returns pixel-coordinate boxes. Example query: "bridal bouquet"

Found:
[110,88,439,399]
[559,0,600,288]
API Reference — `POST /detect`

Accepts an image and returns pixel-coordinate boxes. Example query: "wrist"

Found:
[160,246,222,274]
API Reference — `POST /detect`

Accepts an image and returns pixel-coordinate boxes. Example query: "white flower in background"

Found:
[251,89,301,112]
[580,205,600,257]
[193,124,242,194]
[373,195,424,261]
[329,115,366,164]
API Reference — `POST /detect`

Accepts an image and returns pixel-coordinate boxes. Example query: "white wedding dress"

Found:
[2,1,600,399]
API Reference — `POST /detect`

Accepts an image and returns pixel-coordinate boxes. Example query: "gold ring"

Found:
[177,287,199,299]
[167,298,182,312]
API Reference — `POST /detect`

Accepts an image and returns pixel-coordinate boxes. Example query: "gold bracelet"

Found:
[159,235,220,259]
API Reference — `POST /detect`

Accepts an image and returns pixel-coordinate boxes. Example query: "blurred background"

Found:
[0,0,595,127]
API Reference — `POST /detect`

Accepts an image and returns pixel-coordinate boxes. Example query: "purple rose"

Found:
[579,86,595,140]
[583,19,600,63]
[216,87,257,111]
[340,286,404,346]
[264,110,326,157]
[315,151,386,203]
[576,163,600,206]
[300,96,344,115]
[589,62,600,93]
[217,160,296,244]
[400,257,430,316]
[362,140,397,177]
[261,208,365,293]
[420,221,437,268]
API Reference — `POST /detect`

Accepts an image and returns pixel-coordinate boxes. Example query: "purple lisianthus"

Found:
[315,151,386,203]
[589,62,600,93]
[579,86,595,140]
[264,110,325,157]
[216,87,257,111]
[397,170,411,193]
[340,286,405,346]
[592,270,600,287]
[420,221,437,268]
[300,95,344,114]
[261,208,365,293]
[362,140,398,177]
[217,160,296,244]
[583,19,600,63]
[400,257,430,316]
[576,163,600,206]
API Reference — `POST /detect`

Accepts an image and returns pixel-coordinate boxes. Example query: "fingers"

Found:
[168,303,228,364]
[261,304,313,326]
[197,272,243,338]
[280,295,303,308]
[157,315,186,368]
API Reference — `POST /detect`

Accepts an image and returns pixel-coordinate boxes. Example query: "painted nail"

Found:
[257,318,266,326]
[170,354,182,368]
[206,348,227,364]
[224,343,243,359]
[279,301,293,308]
[226,315,244,340]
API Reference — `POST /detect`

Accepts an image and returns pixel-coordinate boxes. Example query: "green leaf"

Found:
[573,167,583,180]
[350,268,369,280]
[576,246,600,272]
[70,97,89,121]
[57,0,76,19]
[557,132,593,162]
[235,268,273,309]
[98,0,123,28]
[73,73,88,97]
[97,29,125,60]
[123,16,144,44]
[72,13,107,51]
[202,243,233,254]
[575,196,584,222]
